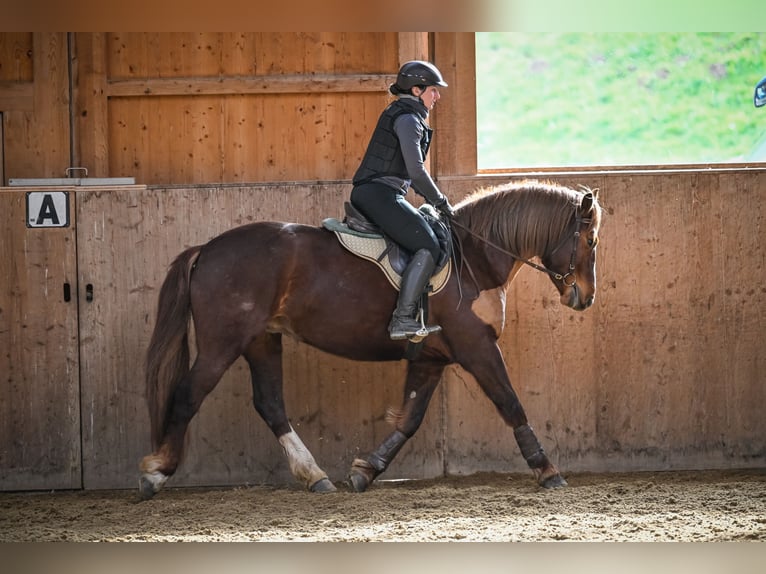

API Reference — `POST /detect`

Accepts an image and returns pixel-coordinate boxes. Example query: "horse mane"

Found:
[454,179,600,258]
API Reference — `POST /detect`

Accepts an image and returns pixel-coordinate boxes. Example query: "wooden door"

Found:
[0,188,81,490]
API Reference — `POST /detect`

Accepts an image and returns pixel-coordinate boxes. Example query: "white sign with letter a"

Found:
[26,191,70,228]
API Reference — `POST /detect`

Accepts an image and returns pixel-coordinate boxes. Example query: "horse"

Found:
[138,179,602,499]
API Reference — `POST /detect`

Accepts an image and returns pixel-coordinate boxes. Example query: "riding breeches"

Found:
[350,182,441,263]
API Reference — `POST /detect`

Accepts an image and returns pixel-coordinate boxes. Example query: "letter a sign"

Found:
[26,191,70,228]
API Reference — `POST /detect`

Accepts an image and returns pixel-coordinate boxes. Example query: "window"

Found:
[476,33,766,169]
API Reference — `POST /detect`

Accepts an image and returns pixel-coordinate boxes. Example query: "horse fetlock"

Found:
[534,464,567,489]
[278,430,330,491]
[348,458,377,492]
[514,424,550,469]
[368,430,408,472]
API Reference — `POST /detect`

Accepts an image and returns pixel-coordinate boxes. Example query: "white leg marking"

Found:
[279,429,328,488]
[139,455,169,493]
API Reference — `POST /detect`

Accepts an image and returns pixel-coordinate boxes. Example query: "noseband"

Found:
[450,209,591,288]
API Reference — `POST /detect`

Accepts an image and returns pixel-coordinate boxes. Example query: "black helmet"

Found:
[395,60,448,91]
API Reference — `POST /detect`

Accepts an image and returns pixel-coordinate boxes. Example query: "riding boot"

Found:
[388,249,441,340]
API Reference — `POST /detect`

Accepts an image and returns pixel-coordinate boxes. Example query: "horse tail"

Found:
[145,245,201,450]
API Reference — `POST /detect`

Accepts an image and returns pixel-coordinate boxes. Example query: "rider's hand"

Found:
[435,199,455,220]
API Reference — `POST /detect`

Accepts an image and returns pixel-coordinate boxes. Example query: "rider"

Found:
[350,60,455,341]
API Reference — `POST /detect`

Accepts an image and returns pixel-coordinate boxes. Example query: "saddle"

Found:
[322,202,452,294]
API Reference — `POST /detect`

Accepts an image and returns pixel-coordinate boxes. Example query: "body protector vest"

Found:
[353,98,432,187]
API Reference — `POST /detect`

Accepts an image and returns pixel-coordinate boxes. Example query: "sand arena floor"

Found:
[1,469,764,542]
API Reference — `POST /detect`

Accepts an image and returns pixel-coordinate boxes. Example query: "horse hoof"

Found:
[541,474,568,489]
[138,476,158,500]
[347,472,370,493]
[309,478,337,493]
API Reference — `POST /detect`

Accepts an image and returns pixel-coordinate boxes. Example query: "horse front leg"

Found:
[348,361,445,492]
[245,333,335,493]
[459,340,567,489]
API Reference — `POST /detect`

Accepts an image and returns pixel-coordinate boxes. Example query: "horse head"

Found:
[541,188,601,311]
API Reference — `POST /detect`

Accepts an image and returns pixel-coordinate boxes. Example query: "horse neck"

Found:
[453,228,525,291]
[454,190,573,290]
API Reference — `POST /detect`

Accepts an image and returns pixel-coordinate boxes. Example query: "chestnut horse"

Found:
[139,180,602,499]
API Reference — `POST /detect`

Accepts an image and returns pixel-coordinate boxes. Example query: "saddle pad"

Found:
[322,218,451,294]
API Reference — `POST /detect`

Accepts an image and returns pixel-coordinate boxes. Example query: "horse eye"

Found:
[587,237,598,248]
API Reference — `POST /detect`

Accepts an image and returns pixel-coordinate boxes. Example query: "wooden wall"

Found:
[0,188,81,490]
[0,32,467,185]
[0,33,70,181]
[2,169,764,490]
[76,183,443,489]
[72,32,429,184]
[1,33,764,490]
[440,170,766,475]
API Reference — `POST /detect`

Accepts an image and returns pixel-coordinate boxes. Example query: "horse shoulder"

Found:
[470,286,507,338]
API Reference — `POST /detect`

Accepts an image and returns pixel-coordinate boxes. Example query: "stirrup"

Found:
[389,309,441,342]
[405,324,441,343]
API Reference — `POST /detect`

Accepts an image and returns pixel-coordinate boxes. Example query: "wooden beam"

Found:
[72,33,109,176]
[433,33,477,178]
[106,74,395,97]
[397,32,429,64]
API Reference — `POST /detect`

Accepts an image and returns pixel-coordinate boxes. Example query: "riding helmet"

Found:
[395,60,448,91]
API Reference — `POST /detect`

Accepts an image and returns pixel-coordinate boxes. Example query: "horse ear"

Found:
[580,192,594,214]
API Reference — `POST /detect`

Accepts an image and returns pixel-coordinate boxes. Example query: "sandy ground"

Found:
[1,469,765,542]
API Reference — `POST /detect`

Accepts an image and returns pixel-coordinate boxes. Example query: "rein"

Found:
[449,210,591,288]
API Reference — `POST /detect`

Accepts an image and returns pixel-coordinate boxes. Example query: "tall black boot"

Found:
[388,249,441,340]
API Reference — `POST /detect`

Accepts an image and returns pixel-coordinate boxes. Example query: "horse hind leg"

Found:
[245,333,335,493]
[139,353,237,500]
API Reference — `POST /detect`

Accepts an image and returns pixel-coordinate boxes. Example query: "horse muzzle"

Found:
[561,284,594,311]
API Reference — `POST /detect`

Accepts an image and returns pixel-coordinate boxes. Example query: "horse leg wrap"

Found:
[514,424,548,469]
[367,430,409,473]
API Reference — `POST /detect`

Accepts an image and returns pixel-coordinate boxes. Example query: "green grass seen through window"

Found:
[476,33,766,168]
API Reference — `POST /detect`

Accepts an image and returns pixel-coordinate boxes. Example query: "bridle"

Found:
[448,208,592,289]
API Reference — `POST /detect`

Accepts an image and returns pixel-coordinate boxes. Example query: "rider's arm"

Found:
[394,113,448,208]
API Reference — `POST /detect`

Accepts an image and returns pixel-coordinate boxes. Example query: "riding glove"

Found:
[435,198,455,219]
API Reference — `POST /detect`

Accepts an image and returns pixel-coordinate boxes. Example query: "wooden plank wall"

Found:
[0,189,81,490]
[2,169,764,490]
[71,171,766,487]
[73,33,427,184]
[440,170,766,475]
[0,33,70,181]
[75,183,443,489]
